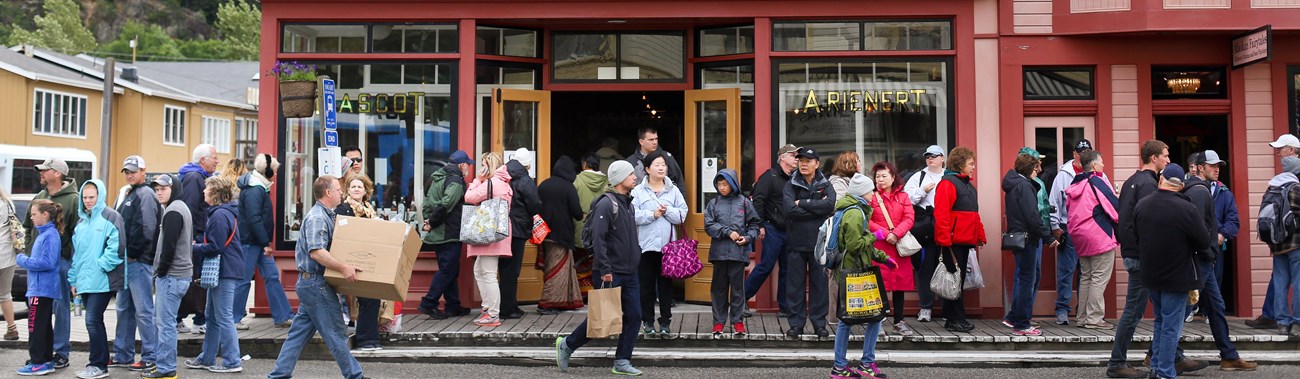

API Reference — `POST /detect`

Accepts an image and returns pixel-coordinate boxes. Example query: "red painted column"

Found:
[751,17,776,311]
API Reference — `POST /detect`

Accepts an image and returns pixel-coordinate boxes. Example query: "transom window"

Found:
[1024,67,1095,100]
[282,23,457,53]
[698,25,755,57]
[552,31,685,82]
[773,20,952,51]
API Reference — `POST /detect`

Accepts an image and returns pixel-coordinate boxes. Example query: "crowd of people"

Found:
[5,128,1300,379]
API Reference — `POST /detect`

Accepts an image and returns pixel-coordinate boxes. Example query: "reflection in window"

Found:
[282,23,455,53]
[553,33,618,80]
[620,34,684,80]
[773,22,860,51]
[1024,68,1094,100]
[699,25,754,56]
[774,20,952,51]
[283,24,367,53]
[553,32,685,81]
[476,65,537,85]
[371,24,458,53]
[477,26,539,57]
[1151,67,1227,99]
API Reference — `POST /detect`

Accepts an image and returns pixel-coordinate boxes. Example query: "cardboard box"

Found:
[325,216,421,301]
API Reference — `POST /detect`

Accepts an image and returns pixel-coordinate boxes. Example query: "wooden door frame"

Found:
[682,87,741,303]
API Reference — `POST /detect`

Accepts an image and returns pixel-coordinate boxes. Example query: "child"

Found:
[17,199,63,376]
[831,174,896,379]
[703,169,761,338]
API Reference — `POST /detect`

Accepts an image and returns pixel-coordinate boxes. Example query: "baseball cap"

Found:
[151,174,174,187]
[1018,147,1044,159]
[1270,134,1300,149]
[778,144,800,156]
[34,158,69,176]
[1196,150,1226,165]
[1074,139,1094,152]
[924,145,945,157]
[1162,163,1186,182]
[122,155,146,173]
[795,147,819,160]
[448,150,475,165]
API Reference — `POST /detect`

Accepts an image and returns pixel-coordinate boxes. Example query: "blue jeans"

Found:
[1194,259,1240,360]
[565,272,641,361]
[114,261,158,364]
[54,258,71,359]
[234,244,294,324]
[268,276,364,379]
[1150,290,1189,379]
[153,276,189,373]
[833,320,882,369]
[419,242,463,311]
[1108,258,1186,368]
[1261,281,1276,320]
[744,224,790,314]
[1272,252,1300,326]
[82,292,113,369]
[1054,232,1078,316]
[1005,244,1042,329]
[197,279,241,369]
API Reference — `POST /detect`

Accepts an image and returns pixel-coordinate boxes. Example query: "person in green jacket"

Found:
[69,179,122,378]
[22,159,79,368]
[417,150,473,319]
[830,173,896,379]
[1021,147,1053,230]
[572,153,610,296]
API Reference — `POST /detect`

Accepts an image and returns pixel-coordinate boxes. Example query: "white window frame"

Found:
[202,116,233,153]
[163,105,187,146]
[32,88,89,139]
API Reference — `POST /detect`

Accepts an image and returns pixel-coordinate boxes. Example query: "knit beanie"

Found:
[607,160,635,186]
[846,173,872,197]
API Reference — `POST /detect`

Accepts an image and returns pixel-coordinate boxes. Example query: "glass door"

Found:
[683,88,741,303]
[490,88,551,303]
[1020,116,1094,316]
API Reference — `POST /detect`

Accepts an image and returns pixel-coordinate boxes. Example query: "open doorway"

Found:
[550,92,685,172]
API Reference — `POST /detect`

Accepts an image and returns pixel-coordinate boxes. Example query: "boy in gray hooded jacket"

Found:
[704,168,761,337]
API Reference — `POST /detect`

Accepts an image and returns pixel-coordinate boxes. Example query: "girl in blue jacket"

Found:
[17,199,63,376]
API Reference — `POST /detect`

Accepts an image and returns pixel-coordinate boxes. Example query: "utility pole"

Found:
[130,36,137,63]
[100,58,115,181]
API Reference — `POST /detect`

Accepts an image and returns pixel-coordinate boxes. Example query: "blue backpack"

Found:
[814,204,865,271]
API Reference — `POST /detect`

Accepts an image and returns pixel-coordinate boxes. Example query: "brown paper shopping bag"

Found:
[585,284,623,338]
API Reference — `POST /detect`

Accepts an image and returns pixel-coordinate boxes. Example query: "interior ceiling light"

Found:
[1167,73,1201,94]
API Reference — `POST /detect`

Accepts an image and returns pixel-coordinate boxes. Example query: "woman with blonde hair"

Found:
[219,159,247,197]
[463,152,514,327]
[829,152,862,202]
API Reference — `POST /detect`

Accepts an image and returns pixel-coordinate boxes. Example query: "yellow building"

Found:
[0,45,259,204]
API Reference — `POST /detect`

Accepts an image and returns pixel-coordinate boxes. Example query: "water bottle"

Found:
[73,297,83,317]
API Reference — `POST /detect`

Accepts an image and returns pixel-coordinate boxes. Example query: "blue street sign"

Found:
[322,78,337,131]
[324,130,338,147]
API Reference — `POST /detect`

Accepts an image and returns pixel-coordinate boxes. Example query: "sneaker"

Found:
[183,358,210,370]
[142,370,179,379]
[17,362,55,376]
[176,321,191,334]
[641,322,656,335]
[128,361,156,371]
[359,344,382,351]
[235,322,250,330]
[275,319,294,328]
[916,308,931,322]
[1245,315,1278,329]
[555,337,572,371]
[733,322,747,337]
[52,355,69,369]
[1055,312,1070,325]
[830,366,863,379]
[193,324,206,334]
[473,314,501,327]
[1082,322,1115,330]
[612,359,643,376]
[659,325,673,339]
[108,359,132,368]
[1012,327,1042,336]
[1219,358,1258,371]
[856,362,887,378]
[207,365,243,373]
[1184,305,1198,322]
[1105,364,1148,378]
[75,366,109,379]
[712,323,724,338]
[893,321,915,336]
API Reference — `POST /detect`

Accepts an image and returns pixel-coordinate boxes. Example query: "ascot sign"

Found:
[1231,25,1270,69]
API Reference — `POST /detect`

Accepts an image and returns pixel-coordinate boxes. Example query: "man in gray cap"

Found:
[904,144,947,322]
[113,155,161,370]
[1194,150,1239,292]
[22,159,79,368]
[744,143,800,318]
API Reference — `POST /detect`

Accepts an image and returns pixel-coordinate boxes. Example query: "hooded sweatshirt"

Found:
[69,179,122,295]
[538,156,583,250]
[506,160,544,239]
[1181,176,1220,262]
[596,147,623,174]
[1265,172,1300,254]
[704,169,761,262]
[422,164,467,245]
[1048,159,1081,231]
[18,222,62,300]
[1065,171,1119,257]
[154,199,194,279]
[1002,169,1053,246]
[573,169,610,248]
[193,202,244,280]
[23,178,80,261]
[179,162,213,237]
[464,165,514,257]
[631,175,688,253]
[834,194,888,283]
[237,172,274,247]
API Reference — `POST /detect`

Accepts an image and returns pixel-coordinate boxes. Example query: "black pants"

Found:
[924,245,970,323]
[891,291,906,324]
[783,250,829,331]
[28,296,54,364]
[354,297,381,347]
[638,251,673,326]
[710,261,745,325]
[498,238,526,316]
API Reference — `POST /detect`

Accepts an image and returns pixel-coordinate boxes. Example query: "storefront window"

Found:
[1288,66,1299,135]
[1024,67,1094,100]
[281,62,455,243]
[698,25,754,57]
[281,23,456,53]
[777,60,951,175]
[774,20,952,52]
[477,26,539,57]
[552,32,685,81]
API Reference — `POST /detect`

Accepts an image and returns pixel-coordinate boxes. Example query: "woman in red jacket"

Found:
[932,146,987,333]
[865,161,916,337]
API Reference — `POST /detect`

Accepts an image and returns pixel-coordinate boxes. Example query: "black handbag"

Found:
[1001,232,1027,250]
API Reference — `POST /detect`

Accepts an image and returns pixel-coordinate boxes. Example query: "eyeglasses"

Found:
[350,158,363,163]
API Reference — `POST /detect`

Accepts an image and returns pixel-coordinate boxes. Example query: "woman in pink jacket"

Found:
[865,161,917,337]
[464,152,514,327]
[1064,150,1119,329]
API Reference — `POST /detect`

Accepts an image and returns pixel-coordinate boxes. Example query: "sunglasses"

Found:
[350,158,363,163]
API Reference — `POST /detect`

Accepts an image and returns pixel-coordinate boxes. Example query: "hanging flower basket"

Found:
[279,80,317,118]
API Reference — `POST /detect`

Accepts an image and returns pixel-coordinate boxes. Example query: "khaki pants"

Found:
[1077,249,1115,326]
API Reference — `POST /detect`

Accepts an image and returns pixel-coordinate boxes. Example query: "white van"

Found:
[0,144,98,195]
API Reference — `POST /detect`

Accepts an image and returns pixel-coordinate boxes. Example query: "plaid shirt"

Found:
[295,202,336,275]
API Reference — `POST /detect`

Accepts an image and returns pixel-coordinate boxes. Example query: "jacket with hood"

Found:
[238,172,274,247]
[587,190,640,275]
[573,169,610,248]
[783,170,836,253]
[704,169,761,262]
[1003,170,1053,246]
[753,166,793,230]
[18,222,62,300]
[1135,190,1211,292]
[506,160,544,240]
[422,164,467,245]
[1182,176,1220,263]
[192,202,244,280]
[867,185,916,291]
[627,149,685,196]
[538,157,583,250]
[1048,159,1081,231]
[1265,172,1300,254]
[829,175,852,202]
[154,199,194,279]
[23,178,80,261]
[179,162,213,238]
[117,183,159,264]
[1210,181,1240,241]
[1033,177,1051,232]
[834,195,889,284]
[1118,169,1159,260]
[632,175,688,253]
[69,179,122,295]
[1065,171,1119,257]
[464,165,514,257]
[934,173,987,247]
[596,147,623,174]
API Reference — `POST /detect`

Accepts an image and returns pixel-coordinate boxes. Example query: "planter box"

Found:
[279,80,317,118]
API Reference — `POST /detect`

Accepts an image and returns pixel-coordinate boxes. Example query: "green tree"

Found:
[7,0,96,54]
[179,38,231,60]
[216,0,260,60]
[102,21,184,62]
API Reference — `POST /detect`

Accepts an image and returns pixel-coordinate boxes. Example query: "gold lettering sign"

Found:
[336,92,426,115]
[801,89,928,113]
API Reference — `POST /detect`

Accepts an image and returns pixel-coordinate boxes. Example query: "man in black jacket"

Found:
[556,160,644,376]
[503,148,544,319]
[782,147,836,338]
[626,126,684,195]
[1133,164,1213,379]
[744,144,799,317]
[114,155,160,370]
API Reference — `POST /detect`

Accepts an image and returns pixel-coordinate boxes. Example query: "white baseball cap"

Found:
[1270,134,1300,149]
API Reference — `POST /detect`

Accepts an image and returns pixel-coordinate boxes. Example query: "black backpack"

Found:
[580,193,619,250]
[1259,179,1299,245]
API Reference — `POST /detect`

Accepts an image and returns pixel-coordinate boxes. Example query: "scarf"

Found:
[345,197,376,219]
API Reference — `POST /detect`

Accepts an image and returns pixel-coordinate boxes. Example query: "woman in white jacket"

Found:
[631,150,688,338]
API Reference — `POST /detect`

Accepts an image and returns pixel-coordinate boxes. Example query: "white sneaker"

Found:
[193,324,206,334]
[235,322,250,330]
[75,366,109,379]
[917,308,932,322]
[176,321,191,334]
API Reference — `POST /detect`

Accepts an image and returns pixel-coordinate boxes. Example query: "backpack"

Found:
[580,193,619,251]
[814,204,865,271]
[1259,179,1299,246]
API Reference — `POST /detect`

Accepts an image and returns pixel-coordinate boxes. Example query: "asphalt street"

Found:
[2,348,1298,378]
